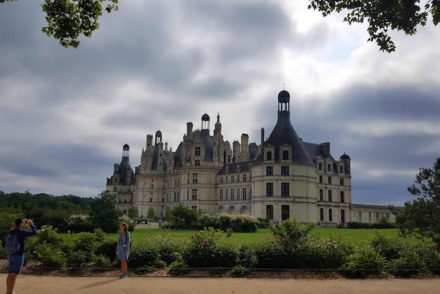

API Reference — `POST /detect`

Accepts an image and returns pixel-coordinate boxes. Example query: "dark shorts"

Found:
[8,254,24,274]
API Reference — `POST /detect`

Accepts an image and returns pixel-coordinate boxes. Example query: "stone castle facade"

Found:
[106,90,397,225]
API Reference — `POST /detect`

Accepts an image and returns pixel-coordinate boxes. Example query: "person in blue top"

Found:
[6,218,38,294]
[116,222,130,279]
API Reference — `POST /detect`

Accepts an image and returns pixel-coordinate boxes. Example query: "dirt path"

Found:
[2,274,440,294]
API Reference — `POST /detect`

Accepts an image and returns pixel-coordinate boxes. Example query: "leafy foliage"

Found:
[89,191,120,233]
[308,0,440,52]
[397,157,440,245]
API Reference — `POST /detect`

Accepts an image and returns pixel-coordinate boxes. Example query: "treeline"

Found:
[0,191,122,242]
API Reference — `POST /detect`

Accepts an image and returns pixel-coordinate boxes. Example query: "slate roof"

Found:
[117,156,136,185]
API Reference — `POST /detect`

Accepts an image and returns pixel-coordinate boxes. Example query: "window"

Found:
[220,177,223,184]
[242,188,247,200]
[368,212,372,223]
[150,198,152,203]
[340,191,345,203]
[228,155,231,163]
[266,183,273,197]
[319,189,323,201]
[281,205,290,221]
[319,162,322,171]
[192,173,198,184]
[186,189,189,200]
[320,208,324,221]
[220,189,223,201]
[319,176,323,184]
[282,150,289,160]
[359,211,362,222]
[243,174,247,182]
[191,189,197,201]
[266,151,272,161]
[266,205,273,220]
[266,166,273,176]
[328,190,332,202]
[226,189,229,200]
[195,147,201,156]
[341,209,345,223]
[237,175,240,182]
[328,176,332,185]
[191,206,197,210]
[327,164,331,172]
[195,160,200,166]
[237,188,240,200]
[340,178,344,186]
[187,173,189,184]
[376,212,380,222]
[339,165,344,173]
[329,209,333,222]
[281,166,289,176]
[281,183,289,197]
[386,212,390,221]
[231,189,234,200]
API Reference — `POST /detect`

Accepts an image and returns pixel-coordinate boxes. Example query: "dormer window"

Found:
[195,147,201,156]
[282,150,289,160]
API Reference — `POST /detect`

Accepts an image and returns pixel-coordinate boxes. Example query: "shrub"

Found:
[129,244,161,269]
[67,251,89,267]
[167,204,198,229]
[257,218,270,229]
[232,265,251,276]
[271,219,314,251]
[154,238,181,265]
[254,242,287,268]
[92,254,112,268]
[388,248,425,277]
[183,228,238,268]
[341,247,385,278]
[370,234,404,261]
[168,254,189,276]
[67,216,94,233]
[95,239,118,261]
[230,215,258,232]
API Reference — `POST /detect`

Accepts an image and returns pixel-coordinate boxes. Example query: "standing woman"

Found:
[116,223,130,279]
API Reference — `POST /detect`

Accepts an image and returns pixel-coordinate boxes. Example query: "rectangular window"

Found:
[282,150,289,160]
[231,175,234,183]
[386,212,390,221]
[340,191,345,203]
[231,189,235,200]
[195,147,201,156]
[359,211,362,222]
[341,209,345,223]
[237,175,240,182]
[266,205,273,220]
[243,174,247,182]
[266,183,273,197]
[191,206,197,210]
[340,177,344,186]
[220,189,223,201]
[237,188,240,200]
[327,164,331,172]
[376,212,380,222]
[186,189,189,200]
[220,177,223,184]
[319,162,322,171]
[281,166,289,176]
[319,189,323,201]
[191,189,197,201]
[319,176,323,184]
[242,188,247,200]
[266,151,272,160]
[339,165,344,173]
[328,190,332,202]
[368,212,372,223]
[192,173,198,184]
[328,176,332,185]
[329,209,333,222]
[195,160,200,166]
[281,183,289,197]
[320,208,324,221]
[226,189,229,200]
[266,166,273,176]
[281,205,290,221]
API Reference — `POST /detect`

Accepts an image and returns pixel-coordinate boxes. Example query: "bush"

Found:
[67,251,89,267]
[271,219,314,251]
[341,247,385,278]
[167,204,198,229]
[230,215,258,232]
[129,244,161,269]
[183,228,238,268]
[257,218,270,229]
[388,248,425,277]
[168,253,189,276]
[254,242,287,268]
[95,239,118,261]
[232,265,251,276]
[346,221,396,229]
[370,234,404,261]
[92,254,112,268]
[67,216,94,233]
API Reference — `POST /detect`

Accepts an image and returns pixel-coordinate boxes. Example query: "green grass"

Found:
[126,227,420,247]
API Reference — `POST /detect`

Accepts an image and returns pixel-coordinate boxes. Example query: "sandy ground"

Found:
[1,274,440,294]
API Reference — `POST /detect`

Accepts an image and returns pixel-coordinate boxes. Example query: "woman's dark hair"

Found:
[121,223,128,232]
[15,218,23,227]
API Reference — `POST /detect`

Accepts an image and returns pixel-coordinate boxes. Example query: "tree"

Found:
[147,207,156,222]
[127,207,138,220]
[89,191,120,233]
[308,0,440,52]
[0,0,118,48]
[396,157,440,246]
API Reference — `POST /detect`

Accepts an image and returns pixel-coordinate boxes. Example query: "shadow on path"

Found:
[79,278,119,289]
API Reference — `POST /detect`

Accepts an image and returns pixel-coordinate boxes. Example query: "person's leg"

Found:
[121,259,127,276]
[6,273,17,294]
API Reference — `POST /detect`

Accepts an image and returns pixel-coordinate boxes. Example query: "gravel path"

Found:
[2,274,440,294]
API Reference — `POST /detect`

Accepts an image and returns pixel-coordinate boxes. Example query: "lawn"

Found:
[126,227,420,247]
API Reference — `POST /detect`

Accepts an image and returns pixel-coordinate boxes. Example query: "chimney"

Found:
[187,122,193,136]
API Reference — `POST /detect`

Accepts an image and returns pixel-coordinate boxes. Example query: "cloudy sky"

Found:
[1,0,439,205]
